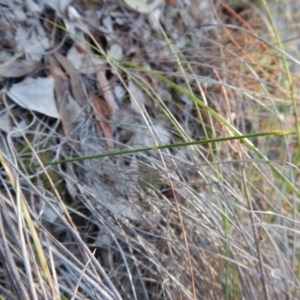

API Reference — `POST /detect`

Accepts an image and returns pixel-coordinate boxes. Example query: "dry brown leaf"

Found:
[47,57,68,83]
[67,43,105,74]
[0,59,41,78]
[54,52,87,110]
[48,59,72,135]
[93,64,119,115]
[48,56,83,151]
[48,56,68,112]
[89,91,114,150]
[166,0,175,5]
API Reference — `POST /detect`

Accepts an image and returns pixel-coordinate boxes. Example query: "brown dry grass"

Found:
[0,1,300,299]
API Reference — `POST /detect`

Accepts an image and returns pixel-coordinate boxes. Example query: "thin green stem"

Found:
[41,130,294,166]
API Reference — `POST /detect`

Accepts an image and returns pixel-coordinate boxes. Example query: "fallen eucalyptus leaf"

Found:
[0,59,41,78]
[67,44,105,74]
[16,25,50,60]
[128,79,147,113]
[7,76,59,118]
[107,43,123,61]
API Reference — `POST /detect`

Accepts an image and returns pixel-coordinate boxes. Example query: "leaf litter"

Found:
[0,0,299,299]
[7,76,59,118]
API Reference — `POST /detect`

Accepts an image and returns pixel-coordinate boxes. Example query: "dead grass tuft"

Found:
[0,0,300,299]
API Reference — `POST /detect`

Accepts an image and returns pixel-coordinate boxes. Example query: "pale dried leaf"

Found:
[148,8,162,32]
[67,44,105,74]
[0,59,40,78]
[93,232,111,248]
[0,111,28,138]
[128,79,147,113]
[107,43,123,61]
[110,197,142,221]
[26,0,42,13]
[68,5,81,20]
[101,16,114,40]
[41,202,62,223]
[0,51,12,64]
[7,76,59,118]
[10,118,28,138]
[122,0,163,14]
[65,95,86,123]
[43,206,59,223]
[65,164,78,200]
[16,25,50,60]
[0,111,10,133]
[114,157,139,201]
[60,91,84,136]
[154,124,171,144]
[65,7,90,35]
[131,124,170,147]
[114,84,126,100]
[13,6,27,22]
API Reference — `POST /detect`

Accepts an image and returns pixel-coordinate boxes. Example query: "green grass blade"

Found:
[41,130,294,166]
